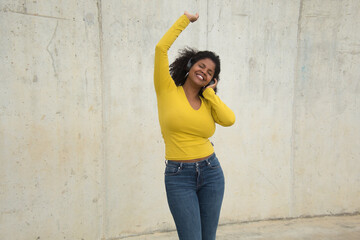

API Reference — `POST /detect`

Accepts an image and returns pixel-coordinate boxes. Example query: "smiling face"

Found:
[188,58,216,88]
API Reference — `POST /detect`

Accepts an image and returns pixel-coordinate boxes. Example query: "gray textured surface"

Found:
[124,215,360,240]
[1,0,359,239]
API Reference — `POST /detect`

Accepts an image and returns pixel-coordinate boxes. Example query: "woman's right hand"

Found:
[184,11,199,23]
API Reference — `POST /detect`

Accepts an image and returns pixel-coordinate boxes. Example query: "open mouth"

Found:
[196,73,205,81]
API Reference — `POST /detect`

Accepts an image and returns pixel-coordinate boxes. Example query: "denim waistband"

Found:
[165,153,217,168]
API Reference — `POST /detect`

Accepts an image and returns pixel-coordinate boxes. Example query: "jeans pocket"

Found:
[208,159,221,169]
[164,165,182,176]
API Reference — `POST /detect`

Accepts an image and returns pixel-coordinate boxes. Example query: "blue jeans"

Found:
[165,153,225,240]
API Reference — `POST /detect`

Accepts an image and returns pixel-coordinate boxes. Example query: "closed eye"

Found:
[199,64,213,75]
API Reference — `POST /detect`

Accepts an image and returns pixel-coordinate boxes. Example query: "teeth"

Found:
[197,74,204,80]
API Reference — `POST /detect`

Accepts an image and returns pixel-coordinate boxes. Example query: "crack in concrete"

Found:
[290,0,304,218]
[46,21,59,79]
[2,7,70,21]
[206,0,209,49]
[96,1,107,239]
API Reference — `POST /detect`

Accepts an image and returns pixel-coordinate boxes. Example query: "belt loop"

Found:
[179,162,183,169]
[165,160,168,165]
[205,158,210,166]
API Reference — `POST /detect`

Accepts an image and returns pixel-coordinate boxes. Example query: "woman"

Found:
[154,11,235,240]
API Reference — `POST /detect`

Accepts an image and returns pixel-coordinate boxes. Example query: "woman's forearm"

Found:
[154,15,190,94]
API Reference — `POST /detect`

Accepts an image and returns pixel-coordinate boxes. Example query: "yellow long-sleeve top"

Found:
[154,15,235,160]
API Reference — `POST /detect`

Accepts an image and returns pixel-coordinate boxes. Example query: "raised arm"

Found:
[154,12,198,95]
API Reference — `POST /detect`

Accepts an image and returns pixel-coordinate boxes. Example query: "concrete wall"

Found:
[1,0,359,239]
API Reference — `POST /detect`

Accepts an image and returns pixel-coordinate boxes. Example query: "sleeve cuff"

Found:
[181,14,191,24]
[202,87,215,99]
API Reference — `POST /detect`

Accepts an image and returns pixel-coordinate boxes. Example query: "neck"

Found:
[182,80,201,99]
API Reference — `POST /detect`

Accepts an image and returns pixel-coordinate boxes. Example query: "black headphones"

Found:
[186,58,193,71]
